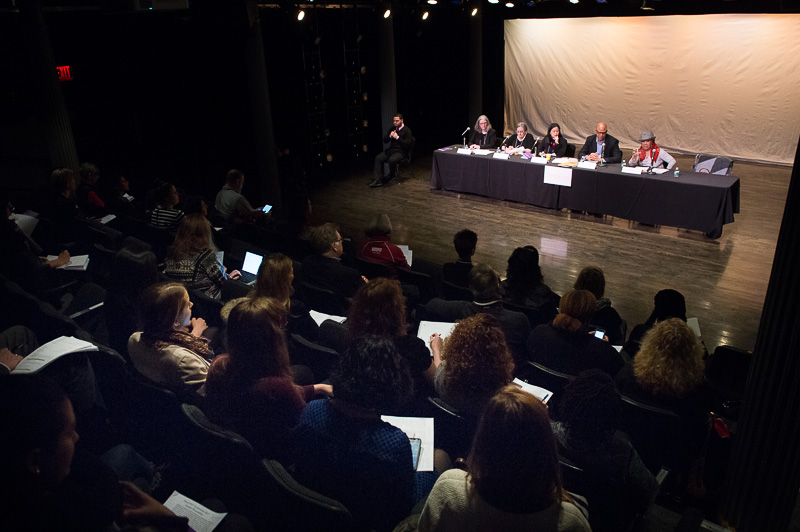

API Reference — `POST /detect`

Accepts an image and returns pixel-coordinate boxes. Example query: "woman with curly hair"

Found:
[499,246,560,318]
[343,277,438,398]
[164,214,240,300]
[295,335,438,532]
[128,282,213,395]
[616,318,714,418]
[526,289,624,377]
[220,253,317,339]
[434,314,515,417]
[419,385,590,531]
[205,297,330,463]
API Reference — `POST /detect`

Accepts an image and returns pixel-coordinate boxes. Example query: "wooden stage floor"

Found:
[307,151,791,353]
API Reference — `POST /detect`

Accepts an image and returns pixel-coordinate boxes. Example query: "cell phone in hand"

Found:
[594,328,606,339]
[261,204,273,213]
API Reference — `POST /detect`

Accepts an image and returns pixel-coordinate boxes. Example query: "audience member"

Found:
[182,195,208,217]
[128,282,213,396]
[213,169,266,224]
[553,370,658,532]
[295,335,437,532]
[147,181,184,232]
[76,162,106,216]
[100,174,139,218]
[500,246,560,319]
[357,213,410,277]
[221,253,317,339]
[427,264,531,364]
[38,168,91,246]
[418,385,591,532]
[573,266,625,345]
[301,222,365,298]
[526,289,624,377]
[205,298,331,464]
[442,229,477,287]
[434,314,515,418]
[622,288,687,358]
[164,214,239,300]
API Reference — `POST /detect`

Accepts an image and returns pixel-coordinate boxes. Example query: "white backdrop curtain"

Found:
[504,15,800,165]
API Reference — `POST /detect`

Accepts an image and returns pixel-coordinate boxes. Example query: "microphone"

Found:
[598,142,605,166]
[461,127,470,137]
[500,135,511,147]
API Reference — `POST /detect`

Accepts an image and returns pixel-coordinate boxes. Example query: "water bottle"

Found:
[674,166,680,177]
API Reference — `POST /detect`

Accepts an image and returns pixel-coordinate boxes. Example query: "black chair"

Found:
[176,404,353,531]
[296,281,351,317]
[426,397,476,458]
[616,395,683,475]
[517,361,574,419]
[565,142,577,158]
[186,287,224,328]
[502,300,554,329]
[693,153,734,175]
[397,268,437,304]
[354,256,392,279]
[221,278,252,302]
[396,137,417,181]
[288,332,340,382]
[442,280,473,301]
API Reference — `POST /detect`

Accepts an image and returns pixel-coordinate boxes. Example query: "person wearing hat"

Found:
[629,130,676,170]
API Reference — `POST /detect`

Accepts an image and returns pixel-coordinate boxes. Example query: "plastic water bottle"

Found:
[674,166,680,177]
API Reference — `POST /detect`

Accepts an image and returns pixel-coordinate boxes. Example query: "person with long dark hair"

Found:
[500,246,560,318]
[622,288,687,358]
[573,266,625,345]
[418,385,590,531]
[537,123,568,158]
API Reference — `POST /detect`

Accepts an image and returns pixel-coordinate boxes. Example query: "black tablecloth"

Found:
[430,147,740,238]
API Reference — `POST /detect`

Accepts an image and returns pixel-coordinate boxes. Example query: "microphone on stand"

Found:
[598,143,606,167]
[500,135,511,148]
[461,127,470,148]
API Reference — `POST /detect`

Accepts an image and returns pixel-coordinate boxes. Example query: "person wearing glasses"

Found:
[578,122,622,164]
[629,130,676,170]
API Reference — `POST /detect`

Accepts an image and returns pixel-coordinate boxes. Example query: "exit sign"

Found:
[56,65,73,81]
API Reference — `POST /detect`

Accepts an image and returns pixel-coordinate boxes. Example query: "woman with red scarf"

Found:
[629,130,676,169]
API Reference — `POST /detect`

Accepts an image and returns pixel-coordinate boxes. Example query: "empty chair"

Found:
[693,154,734,175]
[397,267,437,304]
[517,361,574,419]
[396,137,417,181]
[616,394,683,475]
[296,281,350,316]
[354,256,392,279]
[288,332,340,382]
[175,404,353,531]
[426,396,476,458]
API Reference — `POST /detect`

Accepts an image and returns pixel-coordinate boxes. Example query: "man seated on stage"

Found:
[503,122,535,153]
[578,122,622,164]
[629,130,676,170]
[214,169,268,224]
[370,113,414,188]
[301,222,365,298]
[442,229,477,287]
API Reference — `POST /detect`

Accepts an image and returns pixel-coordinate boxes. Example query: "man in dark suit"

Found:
[578,122,622,164]
[370,113,414,188]
[426,263,531,364]
[301,223,365,298]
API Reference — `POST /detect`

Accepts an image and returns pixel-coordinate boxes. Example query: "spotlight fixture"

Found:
[569,0,578,4]
[488,0,499,3]
[383,8,391,17]
[427,0,437,4]
[471,7,478,14]
[422,11,429,19]
[505,1,514,6]
[297,9,305,20]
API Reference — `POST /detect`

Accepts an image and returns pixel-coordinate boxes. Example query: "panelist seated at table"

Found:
[536,122,568,158]
[578,122,622,164]
[468,115,498,150]
[629,130,676,170]
[503,122,535,153]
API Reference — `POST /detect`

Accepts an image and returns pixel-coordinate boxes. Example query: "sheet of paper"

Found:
[98,214,116,225]
[380,416,435,472]
[10,213,39,237]
[47,254,90,271]
[493,153,509,160]
[577,160,598,170]
[309,310,346,327]
[652,168,669,174]
[417,320,457,356]
[543,166,573,187]
[686,317,701,337]
[12,336,97,374]
[512,378,553,404]
[163,491,227,532]
[456,148,472,155]
[473,149,494,156]
[396,245,413,267]
[622,166,644,174]
[552,157,579,165]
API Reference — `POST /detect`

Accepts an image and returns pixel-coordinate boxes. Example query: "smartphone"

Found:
[261,204,273,213]
[594,328,606,339]
[409,438,422,471]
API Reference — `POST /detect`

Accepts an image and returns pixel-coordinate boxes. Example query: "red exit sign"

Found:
[56,65,73,81]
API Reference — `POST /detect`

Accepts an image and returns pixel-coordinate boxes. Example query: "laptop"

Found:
[240,251,264,285]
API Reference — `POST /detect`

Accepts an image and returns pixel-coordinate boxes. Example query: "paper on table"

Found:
[309,310,346,327]
[473,149,494,156]
[456,148,472,155]
[543,166,573,187]
[529,157,548,165]
[417,320,457,356]
[622,166,644,174]
[163,491,227,532]
[381,416,435,472]
[512,378,553,404]
[577,160,598,170]
[493,153,509,160]
[396,245,413,267]
[12,336,98,374]
[652,168,669,174]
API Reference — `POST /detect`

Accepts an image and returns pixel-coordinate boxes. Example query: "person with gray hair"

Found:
[468,115,497,149]
[503,122,535,152]
[629,130,676,169]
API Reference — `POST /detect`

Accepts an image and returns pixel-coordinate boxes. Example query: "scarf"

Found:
[636,143,661,165]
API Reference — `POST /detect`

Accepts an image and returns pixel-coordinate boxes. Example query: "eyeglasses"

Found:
[595,130,607,135]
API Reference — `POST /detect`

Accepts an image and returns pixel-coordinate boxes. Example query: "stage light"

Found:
[472,7,478,15]
[505,1,514,6]
[427,0,437,4]
[297,9,305,20]
[488,0,499,3]
[383,8,391,17]
[569,0,578,4]
[422,11,429,19]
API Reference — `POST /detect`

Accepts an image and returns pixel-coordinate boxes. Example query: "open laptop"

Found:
[240,251,264,285]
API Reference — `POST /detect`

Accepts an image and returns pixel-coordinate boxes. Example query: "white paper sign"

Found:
[622,166,644,174]
[577,160,598,170]
[492,153,509,160]
[456,148,472,155]
[543,165,573,187]
[473,149,494,156]
[529,157,548,165]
